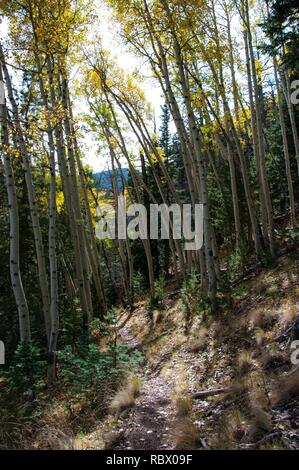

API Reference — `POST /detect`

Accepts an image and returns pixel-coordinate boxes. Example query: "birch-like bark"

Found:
[96,104,156,292]
[61,76,93,318]
[160,3,217,309]
[273,59,296,225]
[243,0,275,257]
[224,3,242,247]
[33,53,59,383]
[189,56,263,259]
[68,103,107,315]
[0,42,51,340]
[0,63,30,344]
[105,84,187,278]
[283,70,299,179]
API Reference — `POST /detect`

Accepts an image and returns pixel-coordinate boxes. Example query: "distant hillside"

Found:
[93,168,129,191]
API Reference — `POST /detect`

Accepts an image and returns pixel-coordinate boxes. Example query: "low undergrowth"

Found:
[0,311,142,450]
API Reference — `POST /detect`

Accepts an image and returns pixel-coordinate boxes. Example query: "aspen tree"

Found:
[0,41,51,340]
[0,62,31,344]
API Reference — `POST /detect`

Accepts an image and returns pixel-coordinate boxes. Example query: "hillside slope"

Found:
[103,252,299,450]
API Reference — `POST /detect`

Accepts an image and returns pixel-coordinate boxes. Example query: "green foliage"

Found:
[57,341,142,392]
[93,307,117,334]
[260,250,276,268]
[58,308,142,392]
[2,342,46,397]
[207,164,233,242]
[132,272,146,297]
[2,309,143,400]
[227,241,248,282]
[154,272,166,304]
[145,273,166,318]
[159,103,171,156]
[60,297,84,345]
[262,0,299,71]
[289,228,299,242]
[180,271,206,318]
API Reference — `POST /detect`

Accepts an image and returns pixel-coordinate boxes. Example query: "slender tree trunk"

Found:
[243,0,275,257]
[69,107,107,316]
[0,63,30,344]
[167,25,217,310]
[224,4,242,248]
[273,58,296,226]
[60,75,93,320]
[0,42,51,340]
[283,70,299,179]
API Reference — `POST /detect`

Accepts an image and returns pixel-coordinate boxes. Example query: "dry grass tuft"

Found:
[230,377,250,397]
[210,321,222,339]
[223,409,246,442]
[104,429,125,449]
[172,418,201,450]
[255,328,266,347]
[208,434,234,450]
[31,426,76,450]
[109,375,140,417]
[174,393,193,418]
[272,372,299,405]
[209,408,249,450]
[59,435,95,450]
[249,384,269,409]
[279,304,298,330]
[250,309,276,329]
[259,441,291,450]
[109,389,135,417]
[237,351,254,375]
[260,351,287,370]
[152,310,163,326]
[248,405,272,439]
[188,327,208,352]
[126,374,141,398]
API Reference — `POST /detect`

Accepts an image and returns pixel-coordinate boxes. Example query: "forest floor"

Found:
[100,250,299,450]
[110,370,175,450]
[2,250,299,450]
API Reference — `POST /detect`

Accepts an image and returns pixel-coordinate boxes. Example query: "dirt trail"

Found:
[103,255,299,451]
[112,326,176,450]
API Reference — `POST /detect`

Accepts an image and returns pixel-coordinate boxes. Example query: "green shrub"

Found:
[2,309,143,400]
[2,342,46,397]
[180,270,206,318]
[58,308,142,392]
[146,273,166,318]
[132,272,146,298]
[227,241,248,281]
[58,342,142,392]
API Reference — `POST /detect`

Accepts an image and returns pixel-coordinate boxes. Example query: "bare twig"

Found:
[192,387,231,399]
